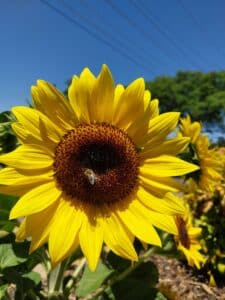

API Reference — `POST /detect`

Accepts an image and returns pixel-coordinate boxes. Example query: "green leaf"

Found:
[155,291,167,300]
[131,261,159,287]
[3,269,41,298]
[111,279,159,300]
[0,209,10,221]
[0,221,16,234]
[21,271,42,293]
[12,241,30,259]
[22,271,41,286]
[0,194,18,211]
[104,261,159,300]
[106,251,130,272]
[0,284,8,299]
[0,243,27,270]
[76,261,114,297]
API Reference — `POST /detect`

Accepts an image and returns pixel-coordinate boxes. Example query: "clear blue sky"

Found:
[0,0,225,112]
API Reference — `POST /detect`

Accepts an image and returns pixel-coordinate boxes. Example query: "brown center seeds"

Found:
[53,123,139,205]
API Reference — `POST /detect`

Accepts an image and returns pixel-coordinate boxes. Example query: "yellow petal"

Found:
[141,155,199,177]
[12,106,63,143]
[11,123,31,144]
[144,90,151,110]
[145,210,178,234]
[17,201,59,252]
[140,112,180,147]
[11,122,56,151]
[10,181,61,219]
[49,198,83,266]
[0,168,53,196]
[117,198,162,246]
[149,99,159,119]
[68,68,96,123]
[0,167,53,196]
[0,167,53,185]
[16,219,27,241]
[0,145,53,169]
[101,213,137,261]
[90,64,115,123]
[0,184,39,196]
[190,122,201,143]
[126,103,151,144]
[32,80,77,130]
[137,186,185,215]
[188,227,202,239]
[204,167,221,180]
[113,84,125,114]
[79,214,103,271]
[141,137,190,159]
[139,174,183,195]
[113,78,145,130]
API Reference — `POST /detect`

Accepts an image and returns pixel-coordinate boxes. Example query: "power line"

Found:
[130,0,202,69]
[78,0,171,72]
[40,0,155,73]
[60,0,159,74]
[178,0,225,65]
[103,0,183,67]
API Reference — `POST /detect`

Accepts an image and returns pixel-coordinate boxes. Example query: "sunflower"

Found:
[175,206,206,269]
[179,114,201,144]
[0,65,199,271]
[179,115,222,192]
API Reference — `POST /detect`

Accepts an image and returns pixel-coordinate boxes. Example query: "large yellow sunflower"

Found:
[0,65,198,271]
[179,115,222,192]
[175,206,206,269]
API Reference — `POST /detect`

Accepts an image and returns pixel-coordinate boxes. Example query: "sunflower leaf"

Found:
[130,261,159,287]
[106,251,130,272]
[102,261,160,300]
[0,193,18,212]
[0,284,8,299]
[76,261,114,297]
[22,271,41,288]
[0,243,27,270]
[110,280,160,300]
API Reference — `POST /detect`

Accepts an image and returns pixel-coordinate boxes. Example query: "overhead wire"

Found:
[40,0,155,74]
[130,0,202,69]
[78,0,171,72]
[60,0,160,74]
[178,0,225,65]
[103,0,184,67]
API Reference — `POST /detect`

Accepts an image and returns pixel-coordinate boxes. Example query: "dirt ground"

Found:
[151,255,225,300]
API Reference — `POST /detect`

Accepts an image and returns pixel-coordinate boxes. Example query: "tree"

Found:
[146,71,225,128]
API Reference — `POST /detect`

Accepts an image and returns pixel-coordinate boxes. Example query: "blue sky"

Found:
[0,0,225,112]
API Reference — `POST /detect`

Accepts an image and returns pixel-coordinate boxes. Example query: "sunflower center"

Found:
[53,123,139,205]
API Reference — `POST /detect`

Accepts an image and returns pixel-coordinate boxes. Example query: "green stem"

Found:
[48,259,68,295]
[65,257,86,293]
[80,247,156,300]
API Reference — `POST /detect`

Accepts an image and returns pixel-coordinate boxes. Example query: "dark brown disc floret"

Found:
[53,123,139,205]
[176,216,190,249]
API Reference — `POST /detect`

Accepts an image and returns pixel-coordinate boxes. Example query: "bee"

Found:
[84,168,98,185]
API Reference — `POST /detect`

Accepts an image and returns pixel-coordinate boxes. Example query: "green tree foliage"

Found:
[0,112,18,154]
[146,71,225,127]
